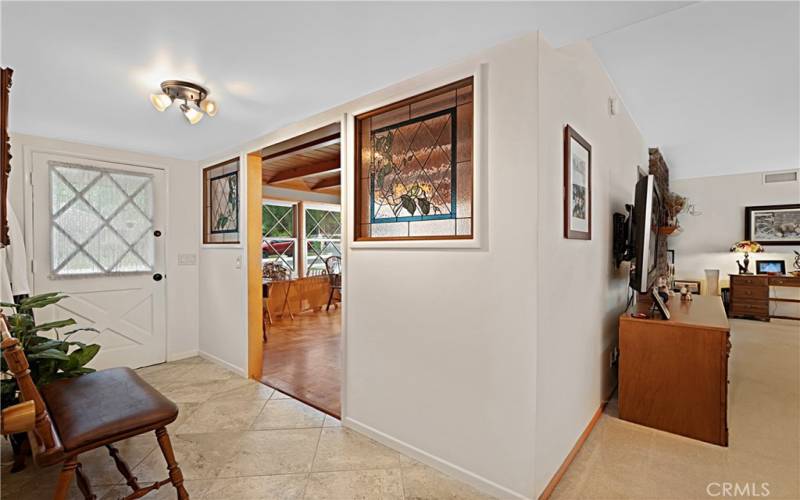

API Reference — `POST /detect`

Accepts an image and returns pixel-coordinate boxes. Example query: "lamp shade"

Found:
[180,103,204,125]
[730,240,764,253]
[149,93,173,112]
[200,99,218,117]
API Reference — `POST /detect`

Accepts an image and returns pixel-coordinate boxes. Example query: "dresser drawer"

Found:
[731,275,768,287]
[731,284,768,300]
[769,276,800,287]
[731,302,769,317]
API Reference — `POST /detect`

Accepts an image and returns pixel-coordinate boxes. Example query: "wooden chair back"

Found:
[0,313,64,464]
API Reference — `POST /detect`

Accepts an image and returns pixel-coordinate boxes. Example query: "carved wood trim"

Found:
[1,67,12,247]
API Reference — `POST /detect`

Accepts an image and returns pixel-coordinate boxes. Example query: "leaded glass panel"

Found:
[49,162,155,276]
[355,77,473,240]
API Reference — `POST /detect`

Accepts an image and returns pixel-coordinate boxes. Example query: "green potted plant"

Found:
[1,292,100,470]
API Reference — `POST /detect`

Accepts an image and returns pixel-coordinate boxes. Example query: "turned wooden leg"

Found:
[107,444,140,492]
[53,456,78,500]
[75,462,96,500]
[155,427,189,500]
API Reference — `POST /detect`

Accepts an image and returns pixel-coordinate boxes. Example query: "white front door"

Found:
[31,152,167,369]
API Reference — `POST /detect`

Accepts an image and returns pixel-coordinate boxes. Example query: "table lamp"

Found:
[730,240,763,274]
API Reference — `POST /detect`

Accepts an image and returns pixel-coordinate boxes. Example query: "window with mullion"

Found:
[262,201,297,276]
[305,207,341,275]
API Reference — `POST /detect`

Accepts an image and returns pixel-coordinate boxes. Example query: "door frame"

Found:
[18,134,173,365]
[245,117,347,418]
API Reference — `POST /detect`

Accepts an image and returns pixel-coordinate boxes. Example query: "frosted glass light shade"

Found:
[149,93,173,112]
[180,104,203,125]
[200,99,218,117]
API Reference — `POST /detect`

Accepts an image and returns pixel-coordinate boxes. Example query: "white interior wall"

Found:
[198,34,541,499]
[670,171,800,317]
[7,134,200,361]
[533,36,648,495]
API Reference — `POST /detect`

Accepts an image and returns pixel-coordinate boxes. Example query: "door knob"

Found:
[153,273,163,281]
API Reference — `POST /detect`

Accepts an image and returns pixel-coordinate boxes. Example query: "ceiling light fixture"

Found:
[149,80,217,125]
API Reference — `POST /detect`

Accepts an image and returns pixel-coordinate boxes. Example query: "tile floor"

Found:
[2,318,797,499]
[0,356,491,500]
[551,319,800,499]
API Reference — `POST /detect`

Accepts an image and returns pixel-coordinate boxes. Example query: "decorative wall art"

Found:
[564,125,592,239]
[745,204,800,246]
[203,158,240,244]
[355,77,474,241]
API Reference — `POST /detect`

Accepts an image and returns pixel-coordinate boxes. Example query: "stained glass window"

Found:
[203,159,240,244]
[49,162,154,276]
[263,202,297,275]
[305,207,341,275]
[355,77,473,240]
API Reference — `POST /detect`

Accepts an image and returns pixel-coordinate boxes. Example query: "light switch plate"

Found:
[177,253,197,266]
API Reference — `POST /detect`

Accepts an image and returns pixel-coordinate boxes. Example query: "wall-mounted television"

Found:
[629,175,661,293]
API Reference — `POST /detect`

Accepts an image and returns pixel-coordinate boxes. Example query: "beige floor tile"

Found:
[401,464,494,500]
[323,415,342,427]
[176,398,266,434]
[217,380,275,401]
[305,469,404,500]
[251,398,326,430]
[217,428,321,477]
[99,479,213,500]
[312,427,403,472]
[132,431,241,481]
[203,474,308,499]
[271,389,292,399]
[159,376,253,404]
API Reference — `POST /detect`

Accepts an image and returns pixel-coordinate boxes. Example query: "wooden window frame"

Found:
[354,77,475,243]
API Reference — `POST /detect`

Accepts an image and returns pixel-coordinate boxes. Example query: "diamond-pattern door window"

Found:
[305,208,341,275]
[262,203,297,275]
[49,162,155,276]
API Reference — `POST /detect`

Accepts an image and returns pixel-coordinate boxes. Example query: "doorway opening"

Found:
[252,123,342,417]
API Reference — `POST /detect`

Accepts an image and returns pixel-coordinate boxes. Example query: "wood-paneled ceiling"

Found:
[261,123,341,196]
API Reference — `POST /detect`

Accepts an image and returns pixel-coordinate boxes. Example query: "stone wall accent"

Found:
[649,148,670,279]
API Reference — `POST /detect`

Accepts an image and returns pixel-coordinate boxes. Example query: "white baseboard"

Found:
[198,350,247,377]
[167,349,199,362]
[344,417,531,500]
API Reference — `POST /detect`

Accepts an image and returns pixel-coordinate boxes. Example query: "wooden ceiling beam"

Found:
[262,134,340,163]
[311,174,341,191]
[265,159,340,184]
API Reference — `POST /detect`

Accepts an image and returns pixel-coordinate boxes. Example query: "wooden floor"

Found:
[261,307,341,417]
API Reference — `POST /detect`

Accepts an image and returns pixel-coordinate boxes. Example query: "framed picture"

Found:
[673,279,701,294]
[203,158,240,244]
[745,204,800,246]
[564,125,592,240]
[756,260,786,274]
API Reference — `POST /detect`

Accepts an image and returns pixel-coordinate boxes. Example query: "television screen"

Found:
[630,175,661,293]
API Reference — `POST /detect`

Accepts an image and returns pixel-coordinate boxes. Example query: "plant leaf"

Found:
[28,340,66,353]
[401,195,416,215]
[28,349,70,361]
[72,344,101,367]
[31,319,77,333]
[417,197,431,215]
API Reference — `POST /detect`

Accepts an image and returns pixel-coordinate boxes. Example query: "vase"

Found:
[705,269,720,296]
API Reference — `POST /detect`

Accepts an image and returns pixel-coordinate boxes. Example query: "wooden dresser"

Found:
[730,274,800,321]
[619,296,730,446]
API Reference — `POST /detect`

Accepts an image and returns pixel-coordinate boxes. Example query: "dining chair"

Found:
[324,256,342,311]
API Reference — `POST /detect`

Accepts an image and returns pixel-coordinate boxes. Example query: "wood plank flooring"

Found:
[261,308,341,417]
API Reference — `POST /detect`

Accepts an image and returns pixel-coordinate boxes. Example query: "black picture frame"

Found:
[745,204,800,246]
[651,288,671,320]
[756,260,786,274]
[563,125,592,240]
